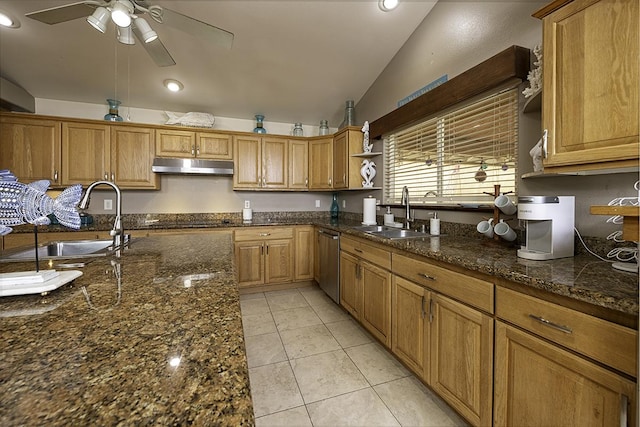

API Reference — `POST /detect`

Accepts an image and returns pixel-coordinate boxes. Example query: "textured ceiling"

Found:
[0,0,437,126]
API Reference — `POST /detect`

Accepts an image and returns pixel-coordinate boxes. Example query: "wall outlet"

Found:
[244,200,250,209]
[342,200,346,208]
[104,199,113,210]
[315,200,321,208]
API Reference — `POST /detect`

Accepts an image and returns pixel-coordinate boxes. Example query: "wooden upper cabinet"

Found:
[308,137,333,189]
[155,128,232,160]
[110,125,159,189]
[155,129,196,157]
[197,132,232,159]
[0,115,61,184]
[233,135,287,189]
[333,130,348,189]
[61,121,110,185]
[537,0,639,172]
[289,140,309,190]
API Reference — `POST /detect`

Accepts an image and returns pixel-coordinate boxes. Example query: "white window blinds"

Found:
[384,88,518,205]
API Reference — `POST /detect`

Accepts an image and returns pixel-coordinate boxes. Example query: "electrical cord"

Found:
[574,227,614,263]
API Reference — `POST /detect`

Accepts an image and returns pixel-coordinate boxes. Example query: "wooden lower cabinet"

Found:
[294,226,314,281]
[339,246,391,348]
[234,238,292,288]
[494,321,636,426]
[392,276,429,380]
[430,294,494,427]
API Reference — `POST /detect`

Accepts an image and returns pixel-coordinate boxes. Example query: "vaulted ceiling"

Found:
[0,0,437,126]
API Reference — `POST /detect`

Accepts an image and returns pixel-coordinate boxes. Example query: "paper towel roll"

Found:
[362,197,377,225]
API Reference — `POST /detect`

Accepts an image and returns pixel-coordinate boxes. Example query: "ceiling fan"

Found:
[25,0,234,67]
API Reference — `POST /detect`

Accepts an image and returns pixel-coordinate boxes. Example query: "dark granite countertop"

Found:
[0,232,253,426]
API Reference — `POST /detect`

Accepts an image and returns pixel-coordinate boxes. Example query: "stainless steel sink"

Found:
[1,239,115,262]
[352,225,430,240]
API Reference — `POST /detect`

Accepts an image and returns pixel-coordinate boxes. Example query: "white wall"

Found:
[351,1,639,238]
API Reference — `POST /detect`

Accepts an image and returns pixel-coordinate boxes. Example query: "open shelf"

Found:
[590,205,639,241]
[352,152,382,158]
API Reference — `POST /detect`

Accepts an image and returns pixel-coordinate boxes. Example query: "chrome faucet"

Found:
[79,181,125,249]
[401,186,412,229]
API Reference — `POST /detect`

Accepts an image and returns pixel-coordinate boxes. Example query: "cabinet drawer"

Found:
[340,236,390,270]
[496,287,637,377]
[234,227,293,241]
[392,253,493,314]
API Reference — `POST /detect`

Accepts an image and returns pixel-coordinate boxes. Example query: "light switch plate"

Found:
[104,199,113,210]
[244,200,250,209]
[315,200,320,208]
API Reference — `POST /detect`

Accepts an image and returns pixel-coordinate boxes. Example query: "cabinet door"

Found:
[262,137,288,189]
[339,251,360,318]
[155,129,196,157]
[235,241,264,287]
[61,122,109,185]
[494,321,636,427]
[430,294,493,427]
[265,238,293,284]
[294,226,314,280]
[308,138,333,189]
[233,135,261,188]
[196,132,232,159]
[361,260,391,347]
[289,140,309,189]
[541,0,639,171]
[333,131,348,189]
[111,126,159,189]
[0,116,61,184]
[392,276,429,380]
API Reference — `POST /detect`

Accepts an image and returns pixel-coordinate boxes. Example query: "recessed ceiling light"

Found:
[378,0,399,12]
[164,79,184,92]
[0,9,20,28]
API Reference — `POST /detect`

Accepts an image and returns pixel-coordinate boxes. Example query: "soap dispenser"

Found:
[430,212,440,236]
[384,207,394,225]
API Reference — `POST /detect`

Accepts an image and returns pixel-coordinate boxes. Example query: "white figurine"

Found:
[530,138,544,172]
[361,159,376,188]
[362,121,373,153]
[523,45,542,98]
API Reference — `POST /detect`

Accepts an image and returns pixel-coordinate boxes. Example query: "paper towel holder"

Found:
[362,196,377,225]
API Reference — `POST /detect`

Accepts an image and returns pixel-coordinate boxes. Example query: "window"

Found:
[383,87,518,205]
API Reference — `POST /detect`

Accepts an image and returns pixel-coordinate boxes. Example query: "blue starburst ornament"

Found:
[0,170,82,236]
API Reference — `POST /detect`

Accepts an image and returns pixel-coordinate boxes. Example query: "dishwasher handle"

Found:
[318,229,339,240]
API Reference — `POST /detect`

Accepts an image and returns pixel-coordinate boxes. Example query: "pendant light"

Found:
[87,7,109,33]
[110,0,133,28]
[133,17,158,43]
[117,25,135,45]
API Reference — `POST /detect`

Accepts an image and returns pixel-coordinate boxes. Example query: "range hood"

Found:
[152,158,234,175]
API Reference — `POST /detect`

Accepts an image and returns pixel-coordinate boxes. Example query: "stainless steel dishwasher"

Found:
[317,227,340,304]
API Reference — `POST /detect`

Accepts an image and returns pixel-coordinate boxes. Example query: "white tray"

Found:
[0,270,83,297]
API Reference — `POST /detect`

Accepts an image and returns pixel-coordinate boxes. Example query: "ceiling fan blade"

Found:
[159,7,234,50]
[132,27,176,67]
[25,1,103,25]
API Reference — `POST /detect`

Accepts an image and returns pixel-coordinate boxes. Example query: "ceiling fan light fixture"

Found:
[111,0,133,28]
[87,7,109,33]
[164,79,184,92]
[117,25,135,45]
[378,0,399,12]
[134,17,158,43]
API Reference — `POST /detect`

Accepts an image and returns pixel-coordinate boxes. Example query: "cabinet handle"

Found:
[418,272,436,281]
[258,233,270,237]
[104,172,108,180]
[542,129,548,158]
[196,146,200,156]
[261,244,264,255]
[354,248,363,253]
[421,295,426,319]
[191,145,196,156]
[111,173,115,182]
[328,178,332,186]
[266,244,269,255]
[354,263,359,280]
[343,173,346,183]
[305,178,308,187]
[428,298,434,323]
[54,170,58,182]
[262,177,266,187]
[528,314,572,334]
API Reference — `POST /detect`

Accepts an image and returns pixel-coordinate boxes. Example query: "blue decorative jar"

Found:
[330,192,339,220]
[253,114,267,134]
[104,99,123,122]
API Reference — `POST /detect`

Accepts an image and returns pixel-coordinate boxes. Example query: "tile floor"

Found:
[240,286,468,427]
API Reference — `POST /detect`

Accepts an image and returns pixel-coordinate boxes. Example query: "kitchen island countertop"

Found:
[0,231,253,426]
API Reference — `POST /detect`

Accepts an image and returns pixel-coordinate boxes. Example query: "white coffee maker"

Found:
[517,196,575,260]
